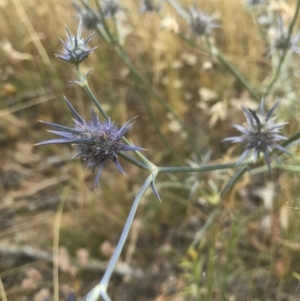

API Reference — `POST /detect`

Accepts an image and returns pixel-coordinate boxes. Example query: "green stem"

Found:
[175,32,209,54]
[281,131,300,148]
[190,208,221,249]
[250,163,300,175]
[167,0,190,21]
[75,64,109,120]
[83,173,155,301]
[118,152,152,171]
[93,0,114,42]
[157,162,239,173]
[214,48,260,101]
[113,15,123,45]
[220,165,249,198]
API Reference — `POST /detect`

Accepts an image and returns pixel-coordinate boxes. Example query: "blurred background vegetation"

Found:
[0,0,300,300]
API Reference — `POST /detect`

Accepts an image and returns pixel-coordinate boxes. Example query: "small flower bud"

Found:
[55,20,97,65]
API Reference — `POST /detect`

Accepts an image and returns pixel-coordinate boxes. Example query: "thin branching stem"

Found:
[203,35,260,101]
[157,129,298,174]
[281,131,300,148]
[212,45,260,101]
[190,207,221,249]
[118,152,153,171]
[83,172,156,301]
[220,165,249,198]
[265,0,300,95]
[157,162,239,173]
[75,64,109,120]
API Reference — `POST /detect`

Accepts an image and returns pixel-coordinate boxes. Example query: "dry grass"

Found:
[0,0,300,300]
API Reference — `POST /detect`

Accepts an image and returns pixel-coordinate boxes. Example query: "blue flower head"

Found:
[223,99,292,171]
[37,97,144,188]
[188,5,220,37]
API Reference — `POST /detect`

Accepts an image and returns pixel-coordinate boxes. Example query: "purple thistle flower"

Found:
[36,97,144,188]
[55,20,97,64]
[270,17,300,56]
[188,6,220,37]
[140,0,162,13]
[223,99,292,171]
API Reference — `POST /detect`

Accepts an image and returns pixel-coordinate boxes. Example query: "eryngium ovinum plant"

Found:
[188,5,220,37]
[223,100,292,171]
[36,10,298,301]
[37,97,144,188]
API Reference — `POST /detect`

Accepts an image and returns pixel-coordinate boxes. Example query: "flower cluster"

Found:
[55,19,96,64]
[223,100,292,170]
[37,97,143,188]
[188,6,219,37]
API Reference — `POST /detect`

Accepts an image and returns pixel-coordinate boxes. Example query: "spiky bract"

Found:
[55,20,96,64]
[188,6,219,37]
[36,97,143,188]
[223,100,292,170]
